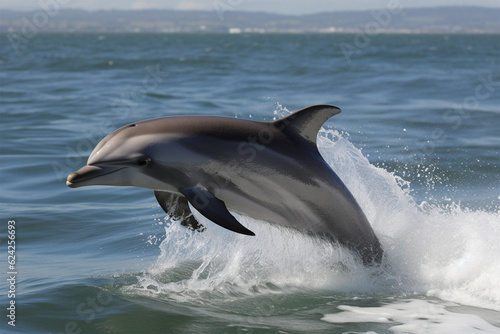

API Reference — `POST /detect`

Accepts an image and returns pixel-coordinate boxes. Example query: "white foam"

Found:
[318,130,500,312]
[134,214,376,302]
[321,299,500,333]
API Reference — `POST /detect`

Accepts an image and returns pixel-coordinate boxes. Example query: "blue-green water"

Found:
[1,33,499,333]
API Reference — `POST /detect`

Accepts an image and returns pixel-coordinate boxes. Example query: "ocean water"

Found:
[0,33,499,333]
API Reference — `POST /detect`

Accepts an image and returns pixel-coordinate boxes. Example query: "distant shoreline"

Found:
[2,31,499,35]
[1,6,499,34]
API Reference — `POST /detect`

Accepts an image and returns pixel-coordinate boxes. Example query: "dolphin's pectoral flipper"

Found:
[181,187,255,236]
[154,191,206,232]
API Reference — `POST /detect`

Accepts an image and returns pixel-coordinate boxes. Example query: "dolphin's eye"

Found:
[136,157,151,167]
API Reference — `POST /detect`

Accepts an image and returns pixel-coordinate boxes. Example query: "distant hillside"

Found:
[1,6,499,33]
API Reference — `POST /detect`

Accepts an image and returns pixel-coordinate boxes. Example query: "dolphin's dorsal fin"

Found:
[273,105,341,144]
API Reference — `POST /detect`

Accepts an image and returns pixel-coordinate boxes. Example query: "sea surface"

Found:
[1,33,499,333]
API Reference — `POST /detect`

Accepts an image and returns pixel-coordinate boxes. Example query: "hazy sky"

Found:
[2,0,499,14]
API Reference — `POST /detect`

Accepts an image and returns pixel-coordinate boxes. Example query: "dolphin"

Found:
[67,105,383,265]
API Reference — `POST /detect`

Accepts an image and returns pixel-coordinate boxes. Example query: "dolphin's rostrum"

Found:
[67,105,383,264]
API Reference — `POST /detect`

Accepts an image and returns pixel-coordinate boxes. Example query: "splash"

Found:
[127,121,500,313]
[131,217,376,304]
[317,129,500,311]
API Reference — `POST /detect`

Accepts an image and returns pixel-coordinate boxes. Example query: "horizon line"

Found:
[1,5,499,16]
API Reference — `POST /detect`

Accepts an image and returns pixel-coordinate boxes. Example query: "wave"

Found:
[121,118,500,312]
